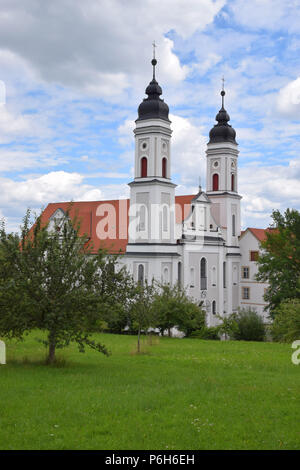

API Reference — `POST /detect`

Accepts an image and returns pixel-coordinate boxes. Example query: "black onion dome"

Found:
[209,90,237,144]
[137,58,170,121]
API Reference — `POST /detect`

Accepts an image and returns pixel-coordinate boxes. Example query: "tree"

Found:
[271,298,300,343]
[151,283,205,337]
[0,208,129,363]
[256,209,300,317]
[128,280,156,353]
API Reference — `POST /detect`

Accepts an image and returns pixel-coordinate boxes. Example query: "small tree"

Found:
[151,283,205,337]
[0,208,130,363]
[128,280,156,353]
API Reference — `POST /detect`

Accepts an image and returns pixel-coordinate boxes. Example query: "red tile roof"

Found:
[40,195,195,254]
[240,227,275,242]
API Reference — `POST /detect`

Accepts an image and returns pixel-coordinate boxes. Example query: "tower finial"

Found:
[221,76,225,108]
[152,40,157,80]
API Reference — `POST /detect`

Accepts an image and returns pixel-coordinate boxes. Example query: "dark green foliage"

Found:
[218,308,266,341]
[0,208,130,363]
[256,209,300,317]
[189,326,220,340]
[271,298,300,342]
[151,283,205,337]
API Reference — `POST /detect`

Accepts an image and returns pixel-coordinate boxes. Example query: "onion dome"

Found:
[137,57,170,122]
[209,89,237,144]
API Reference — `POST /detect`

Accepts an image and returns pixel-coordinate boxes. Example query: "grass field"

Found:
[0,331,299,450]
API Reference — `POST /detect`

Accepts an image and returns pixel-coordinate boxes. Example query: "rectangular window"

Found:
[242,266,249,279]
[250,251,259,262]
[242,287,250,300]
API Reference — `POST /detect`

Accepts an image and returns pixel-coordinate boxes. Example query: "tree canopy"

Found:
[256,209,300,317]
[0,208,130,363]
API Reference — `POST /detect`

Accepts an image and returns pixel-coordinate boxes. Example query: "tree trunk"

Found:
[47,338,56,364]
[168,327,171,337]
[137,328,141,353]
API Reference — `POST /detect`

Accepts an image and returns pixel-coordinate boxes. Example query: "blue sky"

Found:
[0,0,300,232]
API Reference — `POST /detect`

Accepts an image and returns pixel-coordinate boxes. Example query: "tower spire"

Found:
[152,40,157,80]
[221,76,225,108]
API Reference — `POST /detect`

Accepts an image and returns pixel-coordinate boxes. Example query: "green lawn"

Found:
[0,332,299,450]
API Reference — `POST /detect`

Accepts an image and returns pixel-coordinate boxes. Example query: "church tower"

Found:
[127,50,176,247]
[126,49,178,284]
[206,86,241,245]
[206,85,242,315]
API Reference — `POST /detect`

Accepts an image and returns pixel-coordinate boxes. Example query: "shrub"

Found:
[189,326,220,340]
[271,299,300,342]
[218,308,266,341]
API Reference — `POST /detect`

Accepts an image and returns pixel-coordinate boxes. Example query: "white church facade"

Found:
[43,56,270,325]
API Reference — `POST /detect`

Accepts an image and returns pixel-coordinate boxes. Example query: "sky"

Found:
[0,0,300,232]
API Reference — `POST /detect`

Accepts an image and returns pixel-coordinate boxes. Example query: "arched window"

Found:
[178,262,182,286]
[141,157,147,178]
[212,300,216,315]
[212,173,219,191]
[232,214,236,237]
[223,261,226,288]
[231,173,235,191]
[200,258,207,290]
[138,264,144,284]
[162,157,167,178]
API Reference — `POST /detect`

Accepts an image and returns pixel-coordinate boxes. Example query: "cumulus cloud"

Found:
[230,0,300,33]
[1,171,102,206]
[239,159,300,228]
[277,77,300,117]
[0,0,224,96]
[170,114,207,187]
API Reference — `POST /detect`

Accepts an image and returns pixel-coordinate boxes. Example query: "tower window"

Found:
[162,157,167,178]
[212,173,219,191]
[212,300,216,315]
[231,173,235,191]
[141,157,147,178]
[232,214,236,237]
[223,261,226,288]
[200,258,207,290]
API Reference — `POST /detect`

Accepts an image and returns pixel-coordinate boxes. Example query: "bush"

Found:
[189,326,220,340]
[271,299,300,342]
[218,308,266,341]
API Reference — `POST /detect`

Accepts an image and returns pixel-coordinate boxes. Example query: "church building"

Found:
[42,54,270,325]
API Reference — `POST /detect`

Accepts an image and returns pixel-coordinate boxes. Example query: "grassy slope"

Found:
[0,332,299,450]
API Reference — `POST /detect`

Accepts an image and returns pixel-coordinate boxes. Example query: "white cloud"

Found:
[0,171,102,206]
[239,159,300,228]
[0,0,224,96]
[170,114,207,187]
[277,77,300,117]
[230,0,300,33]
